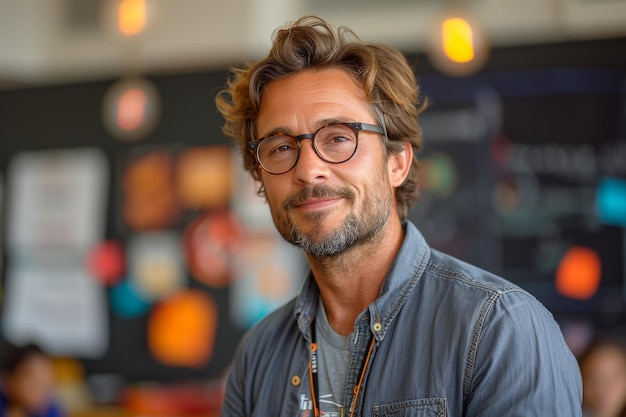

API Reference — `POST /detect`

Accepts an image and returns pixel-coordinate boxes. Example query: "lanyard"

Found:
[308,319,377,417]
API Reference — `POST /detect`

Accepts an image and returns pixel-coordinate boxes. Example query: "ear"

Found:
[388,141,413,187]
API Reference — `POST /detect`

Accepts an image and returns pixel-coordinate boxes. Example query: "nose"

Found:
[291,139,330,183]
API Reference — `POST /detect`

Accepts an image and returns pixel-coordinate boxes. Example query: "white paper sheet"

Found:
[3,148,109,357]
[3,257,109,357]
[6,148,108,250]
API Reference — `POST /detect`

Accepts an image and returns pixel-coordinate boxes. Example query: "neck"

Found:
[308,218,405,336]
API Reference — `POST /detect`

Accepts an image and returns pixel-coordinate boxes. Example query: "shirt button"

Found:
[373,322,382,332]
[291,375,301,386]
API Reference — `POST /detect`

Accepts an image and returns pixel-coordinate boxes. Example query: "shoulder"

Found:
[425,248,522,294]
[401,222,519,296]
[423,248,556,314]
[420,248,555,327]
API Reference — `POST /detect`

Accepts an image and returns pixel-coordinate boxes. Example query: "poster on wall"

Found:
[2,148,110,357]
[3,259,108,357]
[6,148,109,250]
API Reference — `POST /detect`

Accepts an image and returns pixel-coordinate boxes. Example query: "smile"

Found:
[293,197,342,210]
[283,184,354,211]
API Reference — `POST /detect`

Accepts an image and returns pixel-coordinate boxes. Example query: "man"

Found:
[216,15,582,417]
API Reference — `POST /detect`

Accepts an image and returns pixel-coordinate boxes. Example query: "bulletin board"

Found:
[0,72,307,384]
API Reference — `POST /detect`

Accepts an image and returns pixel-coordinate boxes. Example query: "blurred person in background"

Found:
[0,343,64,417]
[580,336,626,417]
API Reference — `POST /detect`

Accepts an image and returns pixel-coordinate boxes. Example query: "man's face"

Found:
[256,68,400,257]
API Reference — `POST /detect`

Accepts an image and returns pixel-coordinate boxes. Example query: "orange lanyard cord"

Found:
[348,335,376,417]
[309,335,320,417]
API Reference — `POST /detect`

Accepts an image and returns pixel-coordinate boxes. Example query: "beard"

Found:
[271,182,392,257]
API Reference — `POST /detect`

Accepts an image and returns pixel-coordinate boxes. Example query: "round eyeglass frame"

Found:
[248,122,385,175]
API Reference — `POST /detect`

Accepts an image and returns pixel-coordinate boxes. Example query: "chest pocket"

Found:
[372,398,447,417]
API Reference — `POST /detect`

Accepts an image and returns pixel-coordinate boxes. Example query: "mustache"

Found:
[283,185,354,210]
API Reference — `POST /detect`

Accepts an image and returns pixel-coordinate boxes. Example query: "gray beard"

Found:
[290,212,360,256]
[272,183,391,257]
[288,201,390,257]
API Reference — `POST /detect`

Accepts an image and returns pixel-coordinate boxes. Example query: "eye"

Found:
[261,136,297,157]
[317,125,357,147]
[329,134,351,143]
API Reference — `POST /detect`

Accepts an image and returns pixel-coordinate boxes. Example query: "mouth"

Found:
[284,185,353,211]
[293,197,343,210]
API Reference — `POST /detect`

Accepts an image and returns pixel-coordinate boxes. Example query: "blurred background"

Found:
[0,1,625,416]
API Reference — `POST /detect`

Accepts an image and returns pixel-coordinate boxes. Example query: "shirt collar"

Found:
[293,221,431,342]
[368,221,430,341]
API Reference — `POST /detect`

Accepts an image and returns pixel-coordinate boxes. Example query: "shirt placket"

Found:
[343,314,376,417]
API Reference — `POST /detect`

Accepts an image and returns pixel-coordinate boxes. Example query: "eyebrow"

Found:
[257,117,353,140]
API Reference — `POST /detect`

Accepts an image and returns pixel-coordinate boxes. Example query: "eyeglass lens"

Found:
[257,123,359,174]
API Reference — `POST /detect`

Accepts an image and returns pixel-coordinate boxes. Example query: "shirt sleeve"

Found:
[463,290,583,416]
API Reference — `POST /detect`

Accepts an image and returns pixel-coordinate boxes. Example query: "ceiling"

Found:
[1,0,625,89]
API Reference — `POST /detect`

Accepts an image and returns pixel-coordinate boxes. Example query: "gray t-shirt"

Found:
[298,299,350,417]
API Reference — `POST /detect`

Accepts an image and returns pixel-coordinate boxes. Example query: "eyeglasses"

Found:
[248,122,385,175]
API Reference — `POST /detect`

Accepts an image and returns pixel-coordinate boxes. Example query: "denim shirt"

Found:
[221,221,583,417]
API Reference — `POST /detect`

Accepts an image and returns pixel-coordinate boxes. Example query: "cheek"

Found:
[351,142,389,178]
[356,157,392,191]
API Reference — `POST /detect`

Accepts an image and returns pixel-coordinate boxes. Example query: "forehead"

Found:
[257,68,372,133]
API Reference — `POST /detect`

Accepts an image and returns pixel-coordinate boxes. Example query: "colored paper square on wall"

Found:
[176,146,234,210]
[121,148,179,231]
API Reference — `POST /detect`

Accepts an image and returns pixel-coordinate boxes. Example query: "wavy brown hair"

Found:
[216,16,427,221]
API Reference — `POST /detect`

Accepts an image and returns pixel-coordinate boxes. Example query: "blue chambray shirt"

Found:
[222,221,582,416]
